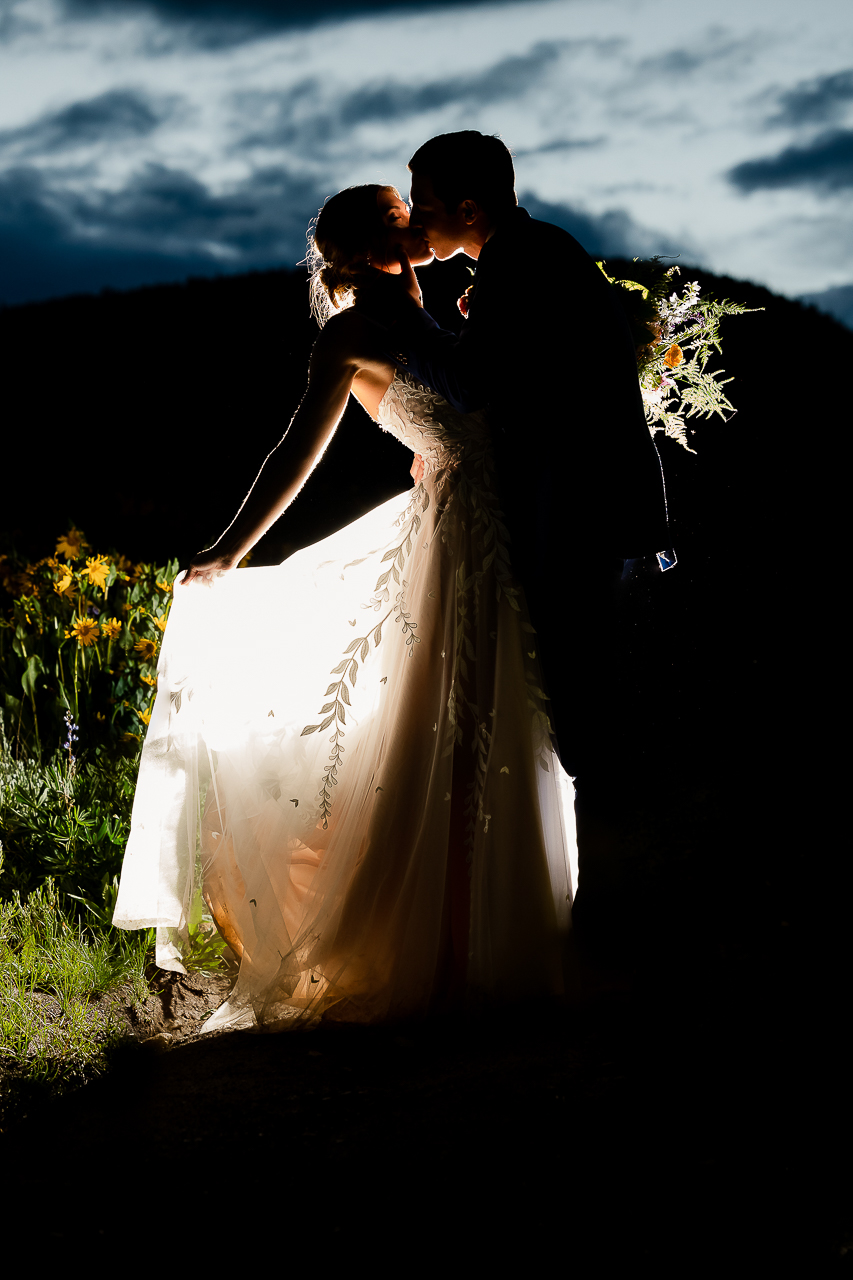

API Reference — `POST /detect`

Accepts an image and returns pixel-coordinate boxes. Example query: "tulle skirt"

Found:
[113,480,578,1030]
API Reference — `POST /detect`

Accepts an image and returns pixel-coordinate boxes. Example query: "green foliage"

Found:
[0,711,137,912]
[183,918,231,973]
[598,257,762,451]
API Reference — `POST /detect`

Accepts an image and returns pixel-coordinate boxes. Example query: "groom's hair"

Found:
[408,132,516,217]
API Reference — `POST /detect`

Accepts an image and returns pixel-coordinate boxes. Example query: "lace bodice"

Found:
[376,374,489,477]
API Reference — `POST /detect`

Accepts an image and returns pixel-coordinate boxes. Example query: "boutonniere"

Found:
[457,284,474,317]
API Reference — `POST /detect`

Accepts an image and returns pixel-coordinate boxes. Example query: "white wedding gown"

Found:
[113,373,578,1030]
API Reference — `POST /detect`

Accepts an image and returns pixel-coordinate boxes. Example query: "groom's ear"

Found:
[459,198,481,226]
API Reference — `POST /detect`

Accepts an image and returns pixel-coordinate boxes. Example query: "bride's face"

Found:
[372,188,434,271]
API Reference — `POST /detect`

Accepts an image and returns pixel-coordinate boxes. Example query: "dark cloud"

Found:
[238,42,566,153]
[0,163,326,306]
[0,89,182,158]
[61,0,513,46]
[519,192,683,260]
[798,282,853,330]
[728,129,853,193]
[637,29,758,78]
[513,137,604,158]
[0,0,40,43]
[767,69,853,128]
[347,41,564,119]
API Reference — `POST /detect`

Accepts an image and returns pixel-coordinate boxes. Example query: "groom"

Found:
[386,131,671,886]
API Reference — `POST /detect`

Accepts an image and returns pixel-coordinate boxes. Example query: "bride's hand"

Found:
[410,454,424,484]
[395,248,423,307]
[181,545,241,587]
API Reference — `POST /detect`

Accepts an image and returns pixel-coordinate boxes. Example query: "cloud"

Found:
[346,41,565,120]
[60,0,514,46]
[0,163,326,306]
[237,42,567,154]
[728,129,853,193]
[84,161,322,256]
[766,68,853,128]
[512,137,604,158]
[0,0,41,43]
[797,282,853,330]
[0,88,183,158]
[519,192,685,260]
[637,28,760,78]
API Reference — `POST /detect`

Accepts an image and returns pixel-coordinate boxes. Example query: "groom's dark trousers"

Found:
[387,207,671,875]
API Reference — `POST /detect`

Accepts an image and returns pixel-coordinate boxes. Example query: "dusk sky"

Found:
[1,0,852,316]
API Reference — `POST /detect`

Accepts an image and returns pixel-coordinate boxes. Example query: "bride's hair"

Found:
[307,183,400,327]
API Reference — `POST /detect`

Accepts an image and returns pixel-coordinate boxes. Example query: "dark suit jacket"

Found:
[388,206,671,564]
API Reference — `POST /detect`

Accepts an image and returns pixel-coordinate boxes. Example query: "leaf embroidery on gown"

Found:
[299,373,552,841]
[300,479,428,828]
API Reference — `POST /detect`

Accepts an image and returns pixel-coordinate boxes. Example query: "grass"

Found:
[1,707,156,1127]
[0,877,158,1121]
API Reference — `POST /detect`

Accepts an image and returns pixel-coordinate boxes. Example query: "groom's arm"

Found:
[386,307,489,413]
[386,251,514,413]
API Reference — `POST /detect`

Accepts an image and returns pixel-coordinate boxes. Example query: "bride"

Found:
[112,183,579,1030]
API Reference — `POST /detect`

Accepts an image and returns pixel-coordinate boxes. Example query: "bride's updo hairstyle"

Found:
[307,183,400,327]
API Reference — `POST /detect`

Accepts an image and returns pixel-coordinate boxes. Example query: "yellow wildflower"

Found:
[56,529,85,561]
[101,617,122,640]
[70,619,100,647]
[664,343,683,369]
[54,566,75,597]
[84,556,110,591]
[115,555,139,581]
[136,709,152,726]
[122,732,140,743]
[153,615,167,633]
[156,579,173,593]
[141,674,156,687]
[134,638,157,662]
[95,712,106,722]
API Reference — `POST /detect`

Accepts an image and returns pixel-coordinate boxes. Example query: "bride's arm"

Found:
[182,316,392,585]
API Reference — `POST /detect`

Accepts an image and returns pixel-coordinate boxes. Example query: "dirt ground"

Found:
[1,784,849,1269]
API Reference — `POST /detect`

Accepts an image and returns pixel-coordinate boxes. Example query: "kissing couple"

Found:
[113,130,670,1030]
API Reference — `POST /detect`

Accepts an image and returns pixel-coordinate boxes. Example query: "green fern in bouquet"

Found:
[598,257,761,452]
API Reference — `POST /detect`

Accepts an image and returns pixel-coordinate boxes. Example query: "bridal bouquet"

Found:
[598,257,760,452]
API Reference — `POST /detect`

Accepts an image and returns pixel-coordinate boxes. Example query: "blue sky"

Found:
[1,0,851,310]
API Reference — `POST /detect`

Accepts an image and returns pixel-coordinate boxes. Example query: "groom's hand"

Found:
[395,248,423,308]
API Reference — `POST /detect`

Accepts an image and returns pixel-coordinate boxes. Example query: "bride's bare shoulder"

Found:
[315,308,385,353]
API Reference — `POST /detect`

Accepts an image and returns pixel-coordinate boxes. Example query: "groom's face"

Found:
[409,172,470,261]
